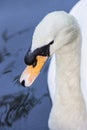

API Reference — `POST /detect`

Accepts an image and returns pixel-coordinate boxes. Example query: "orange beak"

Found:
[20,56,48,87]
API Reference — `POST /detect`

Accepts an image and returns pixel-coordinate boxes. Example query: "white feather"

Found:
[70,0,87,109]
[47,54,56,103]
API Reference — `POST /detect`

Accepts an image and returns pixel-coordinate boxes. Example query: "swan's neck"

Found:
[50,41,87,128]
[55,42,85,105]
[48,42,87,130]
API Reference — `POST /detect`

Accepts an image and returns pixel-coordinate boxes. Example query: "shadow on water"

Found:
[0,88,49,127]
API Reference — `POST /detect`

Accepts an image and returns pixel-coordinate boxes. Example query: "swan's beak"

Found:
[20,56,48,87]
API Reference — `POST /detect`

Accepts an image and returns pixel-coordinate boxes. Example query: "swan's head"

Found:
[20,11,81,87]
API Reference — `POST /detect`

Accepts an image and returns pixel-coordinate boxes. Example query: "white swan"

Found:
[20,11,87,130]
[70,0,87,109]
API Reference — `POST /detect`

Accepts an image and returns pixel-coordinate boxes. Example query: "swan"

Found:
[70,0,87,109]
[20,11,87,130]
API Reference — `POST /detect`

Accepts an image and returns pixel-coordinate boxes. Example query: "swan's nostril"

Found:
[21,80,25,87]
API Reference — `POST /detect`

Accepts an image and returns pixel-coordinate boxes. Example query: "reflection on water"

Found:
[0,29,49,128]
[2,27,31,42]
[0,89,49,127]
[0,47,11,63]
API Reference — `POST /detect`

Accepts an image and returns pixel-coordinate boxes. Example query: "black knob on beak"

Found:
[24,51,36,65]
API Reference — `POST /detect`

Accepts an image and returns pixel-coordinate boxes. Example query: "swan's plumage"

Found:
[70,0,87,109]
[47,54,56,103]
[32,11,80,55]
